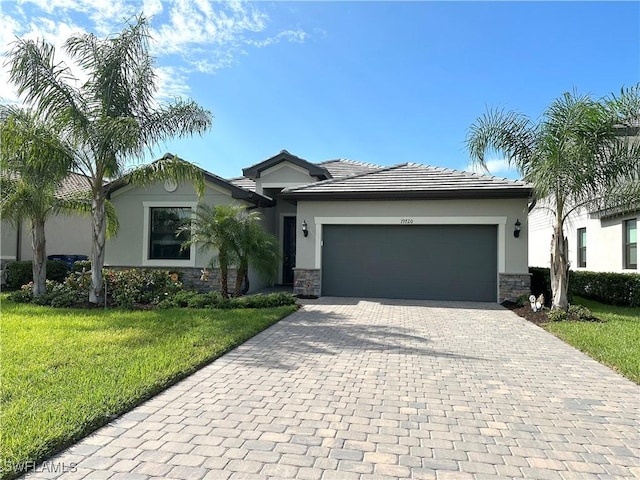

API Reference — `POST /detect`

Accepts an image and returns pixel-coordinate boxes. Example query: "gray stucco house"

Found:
[105,150,533,302]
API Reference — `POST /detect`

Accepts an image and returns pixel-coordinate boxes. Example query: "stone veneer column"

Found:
[499,273,531,303]
[293,268,321,297]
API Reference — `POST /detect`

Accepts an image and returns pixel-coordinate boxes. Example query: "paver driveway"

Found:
[25,298,639,479]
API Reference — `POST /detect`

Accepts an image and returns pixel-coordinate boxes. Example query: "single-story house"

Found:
[1,172,93,265]
[529,204,638,273]
[105,150,533,302]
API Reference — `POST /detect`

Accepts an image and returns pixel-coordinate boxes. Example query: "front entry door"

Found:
[282,216,296,284]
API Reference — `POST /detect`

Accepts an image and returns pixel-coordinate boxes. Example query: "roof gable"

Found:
[106,154,274,206]
[242,150,331,180]
[281,163,532,200]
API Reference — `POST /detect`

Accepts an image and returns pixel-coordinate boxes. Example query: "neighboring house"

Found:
[106,150,533,302]
[529,204,638,273]
[1,172,93,264]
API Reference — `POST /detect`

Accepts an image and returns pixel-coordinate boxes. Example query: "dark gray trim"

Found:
[242,150,331,180]
[281,188,532,201]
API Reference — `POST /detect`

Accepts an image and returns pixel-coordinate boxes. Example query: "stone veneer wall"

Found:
[293,268,321,297]
[107,266,238,294]
[499,273,531,303]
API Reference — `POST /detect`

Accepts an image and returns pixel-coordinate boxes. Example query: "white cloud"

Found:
[1,0,308,101]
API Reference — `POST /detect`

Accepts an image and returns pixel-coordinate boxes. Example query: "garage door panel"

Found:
[321,225,497,301]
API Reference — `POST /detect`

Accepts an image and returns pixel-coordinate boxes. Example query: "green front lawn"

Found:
[544,297,640,384]
[0,299,296,479]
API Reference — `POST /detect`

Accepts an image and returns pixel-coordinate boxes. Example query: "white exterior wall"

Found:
[528,204,639,273]
[295,197,530,275]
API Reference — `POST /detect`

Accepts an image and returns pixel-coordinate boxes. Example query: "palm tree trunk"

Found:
[220,266,229,298]
[234,262,248,297]
[89,191,107,304]
[31,218,47,296]
[550,219,569,310]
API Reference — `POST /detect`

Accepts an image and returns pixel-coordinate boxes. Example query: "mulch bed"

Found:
[502,300,549,326]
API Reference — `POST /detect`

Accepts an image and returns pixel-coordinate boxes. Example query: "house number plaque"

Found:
[400,218,414,224]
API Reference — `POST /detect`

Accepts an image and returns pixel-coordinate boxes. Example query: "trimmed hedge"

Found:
[6,260,69,289]
[529,267,640,307]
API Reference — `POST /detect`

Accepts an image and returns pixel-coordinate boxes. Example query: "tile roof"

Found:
[281,163,532,199]
[0,170,92,199]
[318,159,382,178]
[229,176,257,192]
[56,172,92,199]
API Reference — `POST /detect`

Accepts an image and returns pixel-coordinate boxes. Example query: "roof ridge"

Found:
[318,158,382,169]
[283,163,406,192]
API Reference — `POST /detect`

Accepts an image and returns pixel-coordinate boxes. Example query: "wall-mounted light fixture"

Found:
[514,219,522,238]
[302,220,309,237]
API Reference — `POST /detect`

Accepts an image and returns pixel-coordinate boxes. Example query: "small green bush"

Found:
[547,309,568,322]
[72,260,92,272]
[568,304,594,321]
[6,260,68,289]
[528,267,639,308]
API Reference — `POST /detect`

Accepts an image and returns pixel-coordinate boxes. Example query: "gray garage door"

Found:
[322,225,497,301]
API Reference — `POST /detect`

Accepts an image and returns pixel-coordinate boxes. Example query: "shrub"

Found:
[568,304,595,321]
[528,267,640,308]
[547,309,568,322]
[8,284,33,303]
[528,267,552,307]
[72,260,92,273]
[6,260,68,289]
[570,270,639,307]
[106,269,183,309]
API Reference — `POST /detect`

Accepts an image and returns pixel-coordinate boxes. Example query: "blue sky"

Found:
[1,1,638,180]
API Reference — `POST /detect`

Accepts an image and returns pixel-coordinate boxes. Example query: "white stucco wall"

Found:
[528,204,638,273]
[295,197,530,275]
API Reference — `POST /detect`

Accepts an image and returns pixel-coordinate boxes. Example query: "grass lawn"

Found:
[544,296,640,384]
[0,298,296,479]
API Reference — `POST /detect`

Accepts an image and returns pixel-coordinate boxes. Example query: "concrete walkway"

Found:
[25,298,640,479]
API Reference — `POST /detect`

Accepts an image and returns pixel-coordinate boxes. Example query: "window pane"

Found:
[627,219,637,243]
[149,207,191,260]
[580,229,586,246]
[629,245,637,267]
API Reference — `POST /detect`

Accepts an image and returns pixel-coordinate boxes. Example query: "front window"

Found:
[624,219,637,269]
[577,228,586,268]
[149,207,191,260]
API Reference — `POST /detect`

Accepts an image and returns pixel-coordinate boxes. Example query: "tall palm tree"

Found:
[466,86,640,310]
[0,107,83,295]
[230,209,280,297]
[5,15,212,303]
[180,204,240,298]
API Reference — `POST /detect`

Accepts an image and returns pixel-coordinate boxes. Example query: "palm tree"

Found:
[5,15,212,303]
[180,204,240,298]
[0,107,80,295]
[466,86,640,310]
[230,209,280,297]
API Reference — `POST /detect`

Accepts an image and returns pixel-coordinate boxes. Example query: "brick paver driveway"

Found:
[27,298,639,479]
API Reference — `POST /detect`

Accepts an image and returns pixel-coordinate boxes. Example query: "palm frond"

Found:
[122,155,206,197]
[466,108,535,174]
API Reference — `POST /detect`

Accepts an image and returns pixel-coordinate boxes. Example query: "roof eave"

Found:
[280,188,533,201]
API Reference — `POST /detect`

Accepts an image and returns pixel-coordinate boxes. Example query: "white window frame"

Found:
[142,201,197,267]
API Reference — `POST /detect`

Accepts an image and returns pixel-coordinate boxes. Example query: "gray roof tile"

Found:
[281,163,532,199]
[319,159,382,178]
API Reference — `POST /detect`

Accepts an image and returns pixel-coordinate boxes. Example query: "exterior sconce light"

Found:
[514,219,521,238]
[302,220,309,237]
